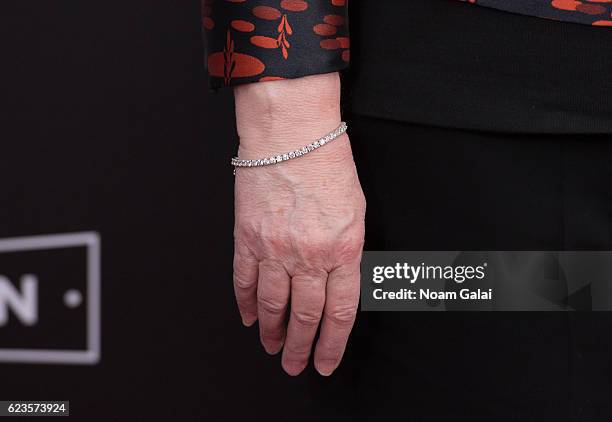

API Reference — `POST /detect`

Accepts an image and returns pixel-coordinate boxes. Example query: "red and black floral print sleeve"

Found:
[202,0,349,89]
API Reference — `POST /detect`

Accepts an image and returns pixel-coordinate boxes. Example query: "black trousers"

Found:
[301,114,612,421]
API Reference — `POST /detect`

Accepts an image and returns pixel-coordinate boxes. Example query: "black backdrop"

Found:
[0,2,325,420]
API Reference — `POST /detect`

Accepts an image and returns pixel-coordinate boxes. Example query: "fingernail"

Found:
[316,359,337,376]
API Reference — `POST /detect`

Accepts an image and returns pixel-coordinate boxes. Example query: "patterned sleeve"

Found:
[202,0,350,89]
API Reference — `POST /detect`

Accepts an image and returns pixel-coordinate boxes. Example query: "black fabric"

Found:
[300,113,612,421]
[345,0,612,134]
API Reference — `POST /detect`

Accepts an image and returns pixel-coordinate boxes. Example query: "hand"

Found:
[232,73,366,376]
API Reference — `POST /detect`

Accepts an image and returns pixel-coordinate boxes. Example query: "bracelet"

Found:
[231,121,347,174]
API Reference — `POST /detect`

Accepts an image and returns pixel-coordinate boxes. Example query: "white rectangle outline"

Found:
[0,232,101,365]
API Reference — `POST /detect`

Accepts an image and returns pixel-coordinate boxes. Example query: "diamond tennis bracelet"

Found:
[231,121,347,174]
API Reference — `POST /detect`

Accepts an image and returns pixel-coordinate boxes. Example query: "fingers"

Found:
[257,261,290,354]
[314,262,360,376]
[281,272,327,376]
[233,244,259,326]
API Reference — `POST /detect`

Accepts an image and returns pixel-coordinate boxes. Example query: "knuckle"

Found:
[325,304,357,327]
[258,260,287,279]
[291,271,327,289]
[296,229,364,265]
[260,232,286,249]
[234,220,259,242]
[295,239,334,267]
[358,191,367,211]
[336,236,364,261]
[297,229,333,250]
[300,239,330,257]
[233,273,256,291]
[235,222,289,250]
[257,295,287,315]
[292,309,322,327]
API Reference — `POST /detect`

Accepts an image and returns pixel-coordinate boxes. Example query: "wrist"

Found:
[234,73,342,153]
[235,132,356,192]
[237,131,353,170]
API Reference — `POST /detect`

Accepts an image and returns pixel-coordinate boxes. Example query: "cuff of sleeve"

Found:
[203,0,350,90]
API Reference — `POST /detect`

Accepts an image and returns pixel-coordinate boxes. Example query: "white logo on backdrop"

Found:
[0,232,101,365]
